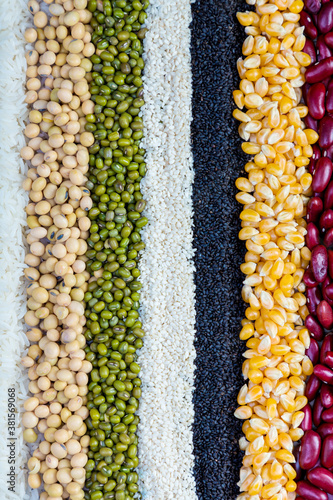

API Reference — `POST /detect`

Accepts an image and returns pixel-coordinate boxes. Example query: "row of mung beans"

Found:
[82,0,148,499]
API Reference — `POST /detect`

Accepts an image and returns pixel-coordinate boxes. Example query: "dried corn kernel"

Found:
[234,0,314,496]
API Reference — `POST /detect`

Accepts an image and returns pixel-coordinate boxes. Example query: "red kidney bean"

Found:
[326,146,333,162]
[322,336,333,364]
[323,284,333,307]
[327,80,333,115]
[308,286,322,314]
[322,385,333,408]
[303,267,318,288]
[304,267,319,288]
[295,444,303,481]
[323,407,333,422]
[326,32,333,48]
[302,9,319,37]
[300,430,322,470]
[297,480,328,500]
[322,436,333,468]
[318,422,333,438]
[315,364,333,384]
[325,352,333,369]
[314,396,326,427]
[320,210,333,231]
[329,250,333,279]
[306,57,333,83]
[308,467,333,494]
[320,117,333,150]
[307,196,324,223]
[319,2,333,33]
[312,245,329,282]
[313,159,333,193]
[304,0,321,13]
[306,314,325,340]
[319,35,333,61]
[309,157,317,175]
[326,285,333,300]
[314,144,323,160]
[304,39,318,67]
[306,373,323,401]
[304,39,318,65]
[302,404,314,431]
[306,222,321,250]
[303,81,312,104]
[307,338,320,365]
[325,182,333,210]
[308,83,326,120]
[317,300,333,329]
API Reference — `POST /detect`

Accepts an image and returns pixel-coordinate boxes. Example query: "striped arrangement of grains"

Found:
[233,0,318,498]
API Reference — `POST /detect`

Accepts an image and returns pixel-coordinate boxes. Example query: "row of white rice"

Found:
[137,0,197,498]
[0,0,38,499]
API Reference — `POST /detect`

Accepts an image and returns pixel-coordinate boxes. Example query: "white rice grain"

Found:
[0,1,38,498]
[137,0,197,498]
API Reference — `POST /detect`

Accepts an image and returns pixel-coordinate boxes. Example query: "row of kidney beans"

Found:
[296,3,333,499]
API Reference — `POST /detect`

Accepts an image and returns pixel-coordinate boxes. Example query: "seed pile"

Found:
[82,0,148,499]
[136,0,196,496]
[21,0,94,498]
[233,0,318,498]
[295,2,333,498]
[190,0,247,498]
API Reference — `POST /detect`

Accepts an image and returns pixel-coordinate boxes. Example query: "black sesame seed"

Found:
[191,0,248,498]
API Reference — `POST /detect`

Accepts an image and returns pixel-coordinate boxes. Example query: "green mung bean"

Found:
[84,0,148,498]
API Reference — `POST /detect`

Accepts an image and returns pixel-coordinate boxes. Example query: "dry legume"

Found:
[82,0,148,499]
[21,1,95,498]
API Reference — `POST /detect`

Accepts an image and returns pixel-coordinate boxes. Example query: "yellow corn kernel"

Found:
[246,338,260,350]
[261,483,282,499]
[240,209,260,222]
[289,427,304,441]
[294,50,311,67]
[236,11,255,26]
[245,385,264,403]
[242,142,261,155]
[302,356,313,376]
[286,480,297,492]
[295,395,307,411]
[233,108,251,123]
[242,359,250,380]
[292,410,304,429]
[279,96,293,114]
[235,406,253,420]
[270,459,283,480]
[245,68,262,82]
[304,128,319,144]
[250,417,269,434]
[249,475,263,496]
[233,90,245,109]
[242,35,254,56]
[279,432,293,453]
[249,356,269,370]
[295,155,310,167]
[240,323,255,341]
[275,449,295,463]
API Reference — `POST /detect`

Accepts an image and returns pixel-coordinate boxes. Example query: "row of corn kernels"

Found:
[233,0,318,499]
